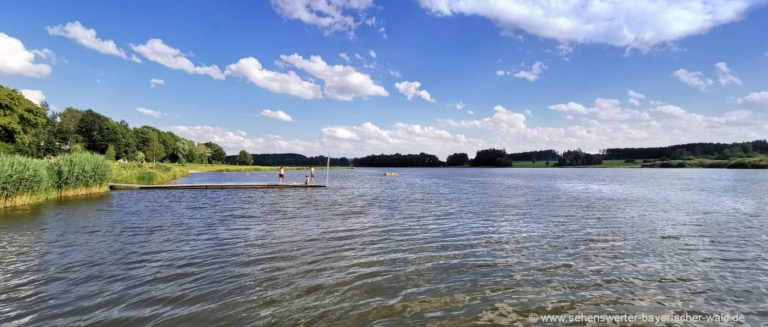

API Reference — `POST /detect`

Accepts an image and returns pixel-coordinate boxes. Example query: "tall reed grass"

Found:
[1,153,112,208]
[0,154,52,207]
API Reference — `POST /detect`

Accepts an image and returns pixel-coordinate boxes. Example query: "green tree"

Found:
[237,149,253,165]
[145,132,164,164]
[76,109,118,154]
[54,107,84,150]
[136,151,145,163]
[446,153,469,166]
[195,143,212,164]
[204,142,226,163]
[0,85,48,156]
[105,145,116,161]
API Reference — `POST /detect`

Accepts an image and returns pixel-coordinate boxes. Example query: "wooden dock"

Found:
[109,183,326,190]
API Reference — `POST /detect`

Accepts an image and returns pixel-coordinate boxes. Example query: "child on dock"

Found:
[278,166,285,184]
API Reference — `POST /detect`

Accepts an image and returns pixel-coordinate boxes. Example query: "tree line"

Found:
[1,85,226,163]
[601,140,768,160]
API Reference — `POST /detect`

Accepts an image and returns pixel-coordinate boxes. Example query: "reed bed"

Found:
[1,153,112,208]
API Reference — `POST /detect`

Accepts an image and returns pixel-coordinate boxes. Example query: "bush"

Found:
[624,159,636,163]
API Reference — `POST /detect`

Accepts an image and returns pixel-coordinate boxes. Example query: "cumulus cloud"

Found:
[714,62,742,86]
[737,91,768,108]
[514,61,546,81]
[394,80,436,102]
[20,89,45,105]
[455,102,465,110]
[46,21,138,62]
[280,53,388,101]
[136,107,167,118]
[260,109,294,122]
[225,57,322,99]
[131,39,224,80]
[149,78,164,88]
[270,0,375,36]
[418,0,759,51]
[368,49,377,59]
[549,98,649,120]
[0,32,52,77]
[322,122,480,157]
[628,90,646,106]
[673,69,714,91]
[446,105,528,132]
[167,125,314,154]
[443,101,765,153]
[339,52,350,62]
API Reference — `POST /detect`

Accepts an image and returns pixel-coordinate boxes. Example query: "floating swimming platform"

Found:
[109,183,325,190]
[384,172,399,176]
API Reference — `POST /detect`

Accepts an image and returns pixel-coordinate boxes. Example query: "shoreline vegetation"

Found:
[1,152,111,208]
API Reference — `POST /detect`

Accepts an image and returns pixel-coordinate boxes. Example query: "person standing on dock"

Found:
[278,166,285,184]
[309,166,316,185]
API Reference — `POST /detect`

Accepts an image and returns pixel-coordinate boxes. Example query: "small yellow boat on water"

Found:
[384,172,399,176]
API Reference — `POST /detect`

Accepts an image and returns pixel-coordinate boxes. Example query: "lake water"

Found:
[1,168,767,325]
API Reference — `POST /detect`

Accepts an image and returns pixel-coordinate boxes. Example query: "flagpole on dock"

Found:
[325,153,330,187]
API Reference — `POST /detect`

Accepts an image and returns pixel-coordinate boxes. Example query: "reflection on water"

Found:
[1,168,767,325]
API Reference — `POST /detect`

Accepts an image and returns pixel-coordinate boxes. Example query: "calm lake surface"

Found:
[1,168,767,325]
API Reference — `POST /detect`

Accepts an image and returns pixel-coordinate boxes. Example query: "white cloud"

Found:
[447,105,528,132]
[715,61,742,86]
[467,110,474,115]
[388,69,402,78]
[270,0,374,36]
[549,98,649,120]
[136,107,167,118]
[280,53,388,101]
[443,101,765,154]
[673,69,714,91]
[131,39,224,80]
[455,102,465,110]
[20,89,45,105]
[549,102,589,115]
[628,90,646,106]
[368,49,377,59]
[0,32,52,77]
[514,61,546,81]
[339,52,350,62]
[418,0,758,51]
[737,91,768,108]
[322,122,480,157]
[495,70,508,76]
[46,21,136,62]
[225,57,322,99]
[260,109,294,122]
[167,125,314,154]
[149,78,165,88]
[394,80,436,103]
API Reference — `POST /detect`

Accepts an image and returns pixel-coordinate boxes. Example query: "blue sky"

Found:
[1,0,767,158]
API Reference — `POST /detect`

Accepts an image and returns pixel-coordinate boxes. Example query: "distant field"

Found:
[185,164,352,173]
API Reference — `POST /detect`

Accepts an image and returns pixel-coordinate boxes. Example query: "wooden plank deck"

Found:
[110,183,326,190]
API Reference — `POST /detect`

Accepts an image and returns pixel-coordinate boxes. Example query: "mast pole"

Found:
[325,153,330,186]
